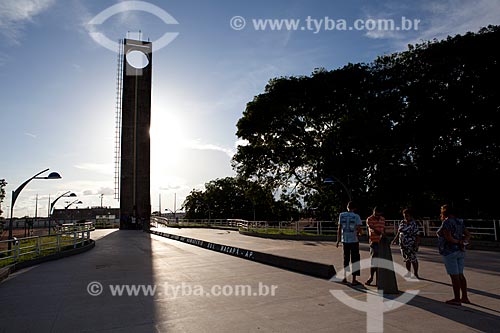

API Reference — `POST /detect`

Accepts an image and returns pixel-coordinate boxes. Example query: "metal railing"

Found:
[151,216,499,241]
[0,222,95,267]
[152,216,244,228]
[385,219,498,240]
[240,220,337,235]
[94,219,120,229]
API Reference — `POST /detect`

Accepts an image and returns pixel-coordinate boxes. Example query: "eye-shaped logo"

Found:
[329,258,420,333]
[87,1,179,53]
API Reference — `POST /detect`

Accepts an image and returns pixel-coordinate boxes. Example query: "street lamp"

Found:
[8,168,61,249]
[323,175,352,202]
[165,193,181,221]
[65,200,83,223]
[65,199,83,209]
[165,207,182,221]
[49,191,77,234]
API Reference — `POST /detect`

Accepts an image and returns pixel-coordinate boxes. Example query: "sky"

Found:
[1,0,499,218]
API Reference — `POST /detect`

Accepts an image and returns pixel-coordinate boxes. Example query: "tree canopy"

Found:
[183,177,300,221]
[233,26,500,219]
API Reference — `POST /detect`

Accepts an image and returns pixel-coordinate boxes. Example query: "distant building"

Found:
[52,207,120,225]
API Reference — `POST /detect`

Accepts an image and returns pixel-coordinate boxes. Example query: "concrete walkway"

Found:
[0,228,498,332]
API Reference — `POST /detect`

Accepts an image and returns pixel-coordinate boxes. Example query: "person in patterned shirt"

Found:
[392,208,420,279]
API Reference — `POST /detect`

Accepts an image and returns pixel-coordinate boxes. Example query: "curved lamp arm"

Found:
[50,191,76,215]
[65,200,82,209]
[9,168,61,244]
[12,168,49,205]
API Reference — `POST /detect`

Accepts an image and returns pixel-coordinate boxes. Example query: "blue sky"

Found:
[1,0,499,217]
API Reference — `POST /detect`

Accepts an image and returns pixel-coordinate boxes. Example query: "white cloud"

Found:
[97,187,114,196]
[414,0,500,42]
[159,184,181,191]
[362,0,500,46]
[82,187,113,196]
[185,139,235,158]
[0,0,56,44]
[365,27,404,40]
[52,180,118,209]
[24,132,37,139]
[74,163,113,175]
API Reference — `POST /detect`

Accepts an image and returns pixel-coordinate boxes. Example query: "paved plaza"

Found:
[0,228,499,332]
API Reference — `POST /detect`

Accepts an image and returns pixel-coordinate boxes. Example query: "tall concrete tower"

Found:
[118,38,152,230]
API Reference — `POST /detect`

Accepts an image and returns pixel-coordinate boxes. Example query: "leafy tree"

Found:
[233,26,500,218]
[183,177,299,220]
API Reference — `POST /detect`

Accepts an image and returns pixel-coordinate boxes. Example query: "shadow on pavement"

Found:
[419,277,500,302]
[406,294,500,332]
[0,229,160,332]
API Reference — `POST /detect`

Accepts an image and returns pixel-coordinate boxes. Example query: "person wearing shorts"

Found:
[336,201,363,286]
[437,204,471,306]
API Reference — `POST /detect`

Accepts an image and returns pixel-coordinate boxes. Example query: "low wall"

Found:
[0,240,95,282]
[149,230,336,279]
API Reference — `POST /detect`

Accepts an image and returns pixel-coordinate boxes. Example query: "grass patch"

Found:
[161,223,239,230]
[0,235,86,268]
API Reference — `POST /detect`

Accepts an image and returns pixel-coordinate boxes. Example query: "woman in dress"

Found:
[392,208,420,278]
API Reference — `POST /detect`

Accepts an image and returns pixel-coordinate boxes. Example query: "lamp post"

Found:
[65,200,82,223]
[65,199,83,209]
[164,193,181,222]
[158,193,162,217]
[165,207,182,222]
[8,168,61,249]
[323,175,352,202]
[49,191,77,234]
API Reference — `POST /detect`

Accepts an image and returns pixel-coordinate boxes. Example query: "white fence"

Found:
[0,222,95,266]
[151,216,499,241]
[152,216,244,228]
[385,219,498,240]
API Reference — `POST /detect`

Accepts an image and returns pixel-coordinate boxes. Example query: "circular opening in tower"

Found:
[126,50,149,69]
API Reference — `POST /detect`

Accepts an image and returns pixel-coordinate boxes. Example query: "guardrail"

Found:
[0,222,95,267]
[94,220,119,229]
[385,219,498,241]
[151,216,499,241]
[152,216,244,228]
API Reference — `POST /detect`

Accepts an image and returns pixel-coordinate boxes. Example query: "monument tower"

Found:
[115,38,152,230]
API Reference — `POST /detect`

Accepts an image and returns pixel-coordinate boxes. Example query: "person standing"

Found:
[437,204,471,306]
[336,201,363,285]
[392,208,420,279]
[365,206,386,286]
